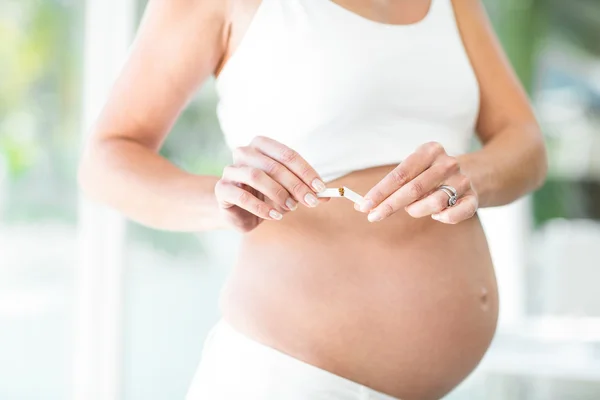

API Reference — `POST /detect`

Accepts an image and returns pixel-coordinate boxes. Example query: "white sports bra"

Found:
[215,0,480,182]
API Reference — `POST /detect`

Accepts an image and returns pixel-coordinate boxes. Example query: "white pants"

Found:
[186,320,400,400]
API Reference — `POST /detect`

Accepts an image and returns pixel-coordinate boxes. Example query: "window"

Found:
[0,1,83,398]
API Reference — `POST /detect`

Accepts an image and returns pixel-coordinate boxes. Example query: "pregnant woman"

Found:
[78,0,547,399]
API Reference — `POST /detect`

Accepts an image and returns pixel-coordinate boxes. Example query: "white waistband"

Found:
[186,319,400,400]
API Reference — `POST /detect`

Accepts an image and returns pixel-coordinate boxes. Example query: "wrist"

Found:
[457,152,492,208]
[181,174,228,231]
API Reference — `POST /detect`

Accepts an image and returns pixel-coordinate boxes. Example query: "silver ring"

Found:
[439,185,458,207]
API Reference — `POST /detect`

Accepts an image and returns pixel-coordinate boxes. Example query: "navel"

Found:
[479,287,489,311]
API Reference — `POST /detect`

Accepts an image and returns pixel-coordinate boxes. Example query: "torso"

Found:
[220,168,498,400]
[216,1,498,399]
[216,0,479,182]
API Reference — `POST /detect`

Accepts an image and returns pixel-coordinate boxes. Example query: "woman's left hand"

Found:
[358,142,479,224]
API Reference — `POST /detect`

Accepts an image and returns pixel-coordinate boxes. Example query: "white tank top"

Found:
[216,0,480,182]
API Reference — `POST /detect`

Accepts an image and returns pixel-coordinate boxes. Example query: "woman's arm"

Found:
[453,0,548,208]
[78,0,230,231]
[358,0,548,224]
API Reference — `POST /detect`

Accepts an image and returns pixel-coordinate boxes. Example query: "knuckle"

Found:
[424,141,444,157]
[248,167,263,182]
[232,146,248,160]
[389,168,409,186]
[216,178,228,188]
[442,156,459,173]
[222,165,238,179]
[280,148,298,164]
[380,203,395,217]
[237,191,250,206]
[433,164,448,178]
[255,202,269,217]
[462,174,472,185]
[250,136,267,147]
[372,189,386,202]
[266,161,282,176]
[291,180,305,196]
[214,179,226,195]
[299,165,313,179]
[459,175,471,190]
[408,181,425,198]
[221,165,233,177]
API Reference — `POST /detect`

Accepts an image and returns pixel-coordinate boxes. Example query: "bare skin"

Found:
[78,1,547,399]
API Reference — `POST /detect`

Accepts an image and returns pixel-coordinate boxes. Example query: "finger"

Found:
[215,180,283,221]
[249,136,327,193]
[431,194,479,225]
[405,174,471,218]
[222,165,297,211]
[233,146,320,208]
[361,142,445,212]
[368,161,459,221]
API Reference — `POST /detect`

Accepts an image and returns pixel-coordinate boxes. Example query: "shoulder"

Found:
[449,0,538,138]
[449,0,491,30]
[148,0,231,16]
[136,0,238,71]
[142,0,232,34]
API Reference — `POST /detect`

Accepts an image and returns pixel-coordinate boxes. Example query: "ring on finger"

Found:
[438,185,458,207]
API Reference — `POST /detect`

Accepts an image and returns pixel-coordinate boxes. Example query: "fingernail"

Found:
[368,211,383,222]
[312,179,326,193]
[269,210,283,220]
[431,214,441,221]
[360,200,375,213]
[285,198,298,211]
[305,193,319,207]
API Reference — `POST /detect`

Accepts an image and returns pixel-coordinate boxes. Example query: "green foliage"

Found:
[0,0,79,178]
[3,0,599,231]
[0,118,40,176]
[551,0,600,57]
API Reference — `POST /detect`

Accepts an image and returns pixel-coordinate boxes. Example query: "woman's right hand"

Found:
[215,136,328,233]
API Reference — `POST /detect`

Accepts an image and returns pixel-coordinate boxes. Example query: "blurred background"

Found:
[1,0,600,399]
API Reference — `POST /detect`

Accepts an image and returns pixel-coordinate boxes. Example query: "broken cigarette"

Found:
[317,186,365,206]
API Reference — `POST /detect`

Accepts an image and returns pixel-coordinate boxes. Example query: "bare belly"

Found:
[219,165,499,400]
